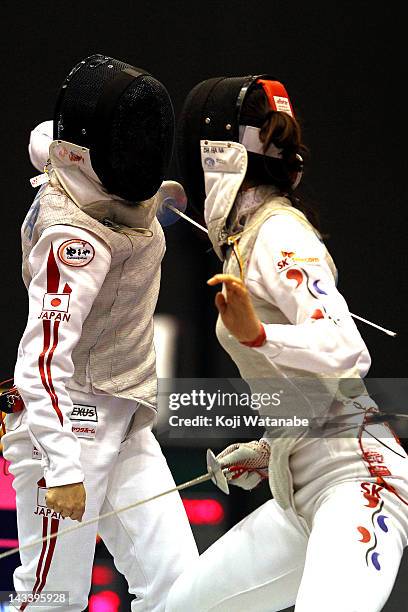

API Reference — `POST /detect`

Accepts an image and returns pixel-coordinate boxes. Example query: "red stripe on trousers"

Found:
[35,518,60,594]
[20,517,48,611]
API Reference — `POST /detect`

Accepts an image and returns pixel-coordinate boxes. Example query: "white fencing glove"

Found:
[216,439,270,490]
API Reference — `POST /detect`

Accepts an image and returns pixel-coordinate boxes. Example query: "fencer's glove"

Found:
[216,439,270,490]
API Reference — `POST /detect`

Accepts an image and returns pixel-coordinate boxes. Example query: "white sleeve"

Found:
[246,214,371,376]
[14,224,112,487]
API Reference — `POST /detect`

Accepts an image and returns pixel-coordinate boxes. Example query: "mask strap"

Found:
[255,79,302,189]
[257,79,295,117]
[239,125,283,158]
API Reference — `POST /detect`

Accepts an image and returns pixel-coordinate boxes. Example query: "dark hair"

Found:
[240,84,321,230]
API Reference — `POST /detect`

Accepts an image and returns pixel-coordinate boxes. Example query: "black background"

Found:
[1,1,407,610]
[1,0,406,379]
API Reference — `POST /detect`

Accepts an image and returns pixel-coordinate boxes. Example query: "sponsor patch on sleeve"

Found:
[275,250,320,274]
[275,252,296,273]
[57,239,95,267]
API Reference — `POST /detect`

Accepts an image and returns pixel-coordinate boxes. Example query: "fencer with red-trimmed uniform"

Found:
[166,76,408,611]
[2,54,198,611]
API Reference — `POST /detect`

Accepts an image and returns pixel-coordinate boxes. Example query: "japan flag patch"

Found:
[42,293,70,312]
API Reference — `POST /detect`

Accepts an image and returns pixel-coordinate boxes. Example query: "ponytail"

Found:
[260,110,304,173]
[240,84,320,230]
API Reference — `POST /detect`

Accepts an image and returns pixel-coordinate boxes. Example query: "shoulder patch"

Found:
[57,239,95,267]
[274,252,296,273]
[275,249,320,274]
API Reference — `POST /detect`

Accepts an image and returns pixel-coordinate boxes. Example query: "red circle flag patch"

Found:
[57,239,95,267]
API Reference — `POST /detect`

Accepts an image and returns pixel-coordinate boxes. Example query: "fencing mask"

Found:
[177,75,302,220]
[54,54,175,202]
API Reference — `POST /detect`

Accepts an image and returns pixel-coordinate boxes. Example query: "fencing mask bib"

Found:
[54,54,175,203]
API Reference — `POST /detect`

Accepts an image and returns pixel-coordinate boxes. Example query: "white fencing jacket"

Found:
[14,224,111,487]
[13,126,165,487]
[241,190,371,375]
[210,184,373,510]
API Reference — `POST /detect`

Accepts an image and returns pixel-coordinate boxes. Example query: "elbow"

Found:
[14,370,46,405]
[357,347,371,377]
[325,322,372,376]
[309,323,371,374]
[324,343,371,376]
[14,371,28,398]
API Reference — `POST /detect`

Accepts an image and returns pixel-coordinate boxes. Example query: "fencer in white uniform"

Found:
[2,55,198,612]
[166,76,408,611]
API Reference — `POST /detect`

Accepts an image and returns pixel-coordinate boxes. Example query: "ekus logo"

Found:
[70,404,98,439]
[70,404,98,422]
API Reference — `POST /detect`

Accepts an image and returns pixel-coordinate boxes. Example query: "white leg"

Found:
[295,480,408,612]
[2,392,135,611]
[98,427,199,612]
[166,499,308,612]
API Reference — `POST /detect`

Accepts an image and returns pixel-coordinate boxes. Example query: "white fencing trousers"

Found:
[2,390,198,611]
[166,480,408,612]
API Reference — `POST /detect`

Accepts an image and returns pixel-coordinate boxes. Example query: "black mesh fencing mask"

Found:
[176,75,265,215]
[54,54,175,202]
